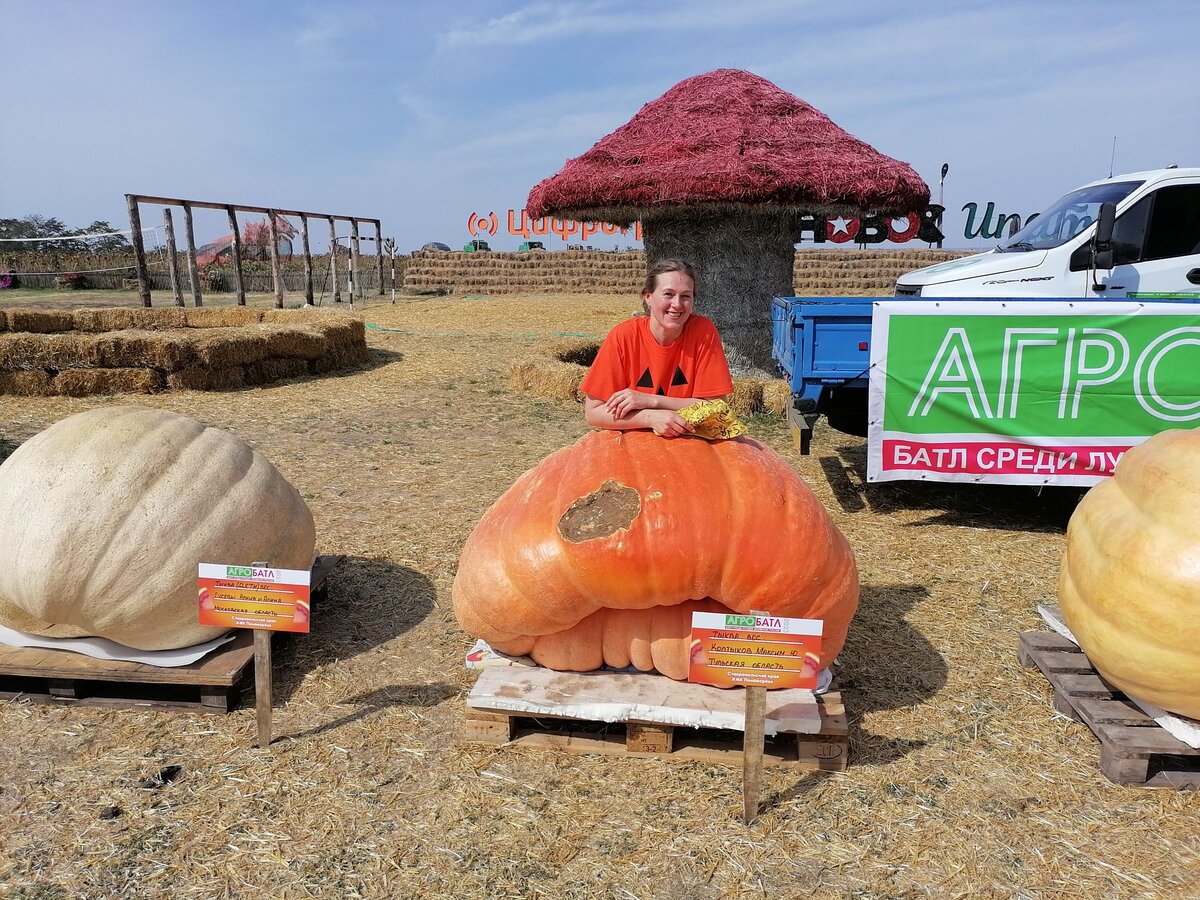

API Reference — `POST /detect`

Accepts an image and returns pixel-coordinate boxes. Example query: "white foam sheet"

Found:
[0,623,235,668]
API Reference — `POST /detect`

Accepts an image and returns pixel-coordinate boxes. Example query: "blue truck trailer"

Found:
[770,296,873,454]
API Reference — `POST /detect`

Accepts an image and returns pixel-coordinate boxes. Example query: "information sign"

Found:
[198,563,311,633]
[688,612,823,689]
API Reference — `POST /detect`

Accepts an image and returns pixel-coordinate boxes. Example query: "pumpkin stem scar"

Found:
[557,480,642,543]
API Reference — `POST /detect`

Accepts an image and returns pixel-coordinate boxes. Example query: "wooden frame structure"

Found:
[125,193,383,308]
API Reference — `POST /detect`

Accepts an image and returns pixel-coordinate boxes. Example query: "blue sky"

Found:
[2,1,1197,253]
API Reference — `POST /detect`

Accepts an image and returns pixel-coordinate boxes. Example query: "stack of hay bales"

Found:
[403,249,647,295]
[792,249,969,295]
[0,307,368,397]
[403,248,972,295]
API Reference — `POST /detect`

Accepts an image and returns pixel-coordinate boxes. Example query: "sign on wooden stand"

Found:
[198,561,312,748]
[688,610,824,824]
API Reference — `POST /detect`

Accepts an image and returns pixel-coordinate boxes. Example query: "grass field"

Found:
[1,288,1197,898]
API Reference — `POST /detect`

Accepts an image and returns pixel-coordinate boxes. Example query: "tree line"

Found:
[0,214,132,253]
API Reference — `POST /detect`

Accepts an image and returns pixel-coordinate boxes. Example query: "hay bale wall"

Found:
[0,308,369,397]
[403,248,973,295]
[0,251,408,291]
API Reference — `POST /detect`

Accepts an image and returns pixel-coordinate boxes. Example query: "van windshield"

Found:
[996,180,1143,251]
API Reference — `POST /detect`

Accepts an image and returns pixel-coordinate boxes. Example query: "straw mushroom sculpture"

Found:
[527,68,930,374]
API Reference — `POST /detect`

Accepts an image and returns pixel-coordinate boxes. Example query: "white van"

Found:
[896,167,1200,299]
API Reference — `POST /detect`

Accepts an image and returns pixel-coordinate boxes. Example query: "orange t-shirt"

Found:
[580,315,733,401]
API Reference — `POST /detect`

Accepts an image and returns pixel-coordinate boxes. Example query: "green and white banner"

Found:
[867,300,1200,486]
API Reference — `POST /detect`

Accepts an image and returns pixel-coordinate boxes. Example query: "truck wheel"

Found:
[824,387,869,437]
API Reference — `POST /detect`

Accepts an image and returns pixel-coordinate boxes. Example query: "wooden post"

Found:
[742,608,768,824]
[742,685,766,824]
[181,202,202,306]
[350,219,361,306]
[162,208,184,307]
[252,560,273,748]
[375,220,385,296]
[300,215,314,306]
[125,194,151,307]
[328,217,341,303]
[254,630,272,747]
[267,211,285,308]
[226,206,246,306]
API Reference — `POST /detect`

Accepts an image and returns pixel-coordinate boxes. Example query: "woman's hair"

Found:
[642,258,697,294]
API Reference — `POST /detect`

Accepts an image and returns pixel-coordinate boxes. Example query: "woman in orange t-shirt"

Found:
[581,259,733,438]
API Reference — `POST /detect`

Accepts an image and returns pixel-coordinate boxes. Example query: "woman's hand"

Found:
[646,409,694,438]
[605,388,657,419]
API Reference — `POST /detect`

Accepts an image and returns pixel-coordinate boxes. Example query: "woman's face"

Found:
[643,270,695,334]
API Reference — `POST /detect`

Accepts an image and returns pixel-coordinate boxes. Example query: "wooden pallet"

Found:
[462,666,848,770]
[0,555,343,713]
[1019,631,1200,789]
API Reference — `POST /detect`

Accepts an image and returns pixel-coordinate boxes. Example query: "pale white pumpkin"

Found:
[0,406,315,650]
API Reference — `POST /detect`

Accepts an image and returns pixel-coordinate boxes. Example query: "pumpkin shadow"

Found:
[761,584,945,812]
[822,441,1078,532]
[268,556,435,704]
[839,583,946,766]
[0,437,19,464]
[275,682,458,744]
[213,348,405,395]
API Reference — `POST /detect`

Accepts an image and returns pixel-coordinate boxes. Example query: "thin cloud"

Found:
[440,0,805,48]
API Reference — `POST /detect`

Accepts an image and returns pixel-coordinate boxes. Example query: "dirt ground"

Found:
[1,289,1197,899]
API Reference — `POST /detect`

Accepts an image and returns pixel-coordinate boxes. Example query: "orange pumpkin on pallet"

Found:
[1059,428,1200,719]
[453,429,858,680]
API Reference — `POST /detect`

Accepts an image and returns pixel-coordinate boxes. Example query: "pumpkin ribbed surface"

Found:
[453,430,858,679]
[1059,428,1200,718]
[0,406,316,650]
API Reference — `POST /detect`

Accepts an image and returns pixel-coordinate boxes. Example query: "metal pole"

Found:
[937,162,949,250]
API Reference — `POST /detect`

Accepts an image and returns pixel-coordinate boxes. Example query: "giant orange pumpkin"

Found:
[1059,428,1200,718]
[452,430,858,680]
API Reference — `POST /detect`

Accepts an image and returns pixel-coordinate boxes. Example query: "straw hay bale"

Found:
[167,364,247,390]
[71,307,137,332]
[4,308,74,334]
[129,308,187,330]
[244,357,310,385]
[259,308,332,325]
[314,319,365,349]
[761,378,791,416]
[0,333,101,370]
[191,328,269,367]
[506,356,585,401]
[206,365,246,390]
[95,330,196,371]
[727,378,763,416]
[0,369,54,395]
[165,365,211,390]
[184,306,265,328]
[309,344,370,374]
[261,325,327,360]
[53,367,161,397]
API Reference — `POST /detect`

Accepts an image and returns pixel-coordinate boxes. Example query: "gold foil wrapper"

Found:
[679,399,748,440]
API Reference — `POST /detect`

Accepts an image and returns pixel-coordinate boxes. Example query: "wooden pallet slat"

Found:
[461,667,849,771]
[1019,630,1200,789]
[0,555,343,713]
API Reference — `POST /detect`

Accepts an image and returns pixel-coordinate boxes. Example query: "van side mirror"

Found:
[1094,202,1116,246]
[1091,201,1116,271]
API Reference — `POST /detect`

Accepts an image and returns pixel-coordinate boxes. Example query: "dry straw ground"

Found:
[1,289,1198,899]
